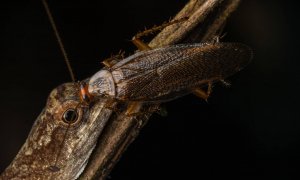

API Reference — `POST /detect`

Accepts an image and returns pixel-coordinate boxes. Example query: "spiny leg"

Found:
[210,32,227,44]
[192,82,213,102]
[103,101,144,116]
[210,20,227,44]
[156,105,168,117]
[132,17,188,51]
[131,37,152,51]
[123,18,189,115]
[220,79,231,87]
[103,17,189,66]
[125,101,143,116]
[102,50,126,68]
[103,100,121,114]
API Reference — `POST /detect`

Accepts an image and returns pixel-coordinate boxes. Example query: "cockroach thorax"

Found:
[88,70,116,97]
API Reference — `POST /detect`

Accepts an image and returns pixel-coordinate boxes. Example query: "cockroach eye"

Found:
[62,108,78,123]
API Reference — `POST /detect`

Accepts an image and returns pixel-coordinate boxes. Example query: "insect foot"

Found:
[192,82,213,102]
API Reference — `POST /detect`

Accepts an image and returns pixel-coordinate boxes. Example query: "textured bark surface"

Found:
[80,0,241,179]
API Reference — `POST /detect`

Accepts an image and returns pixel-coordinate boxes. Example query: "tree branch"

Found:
[79,0,240,179]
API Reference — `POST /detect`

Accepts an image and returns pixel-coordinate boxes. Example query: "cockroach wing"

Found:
[111,43,252,102]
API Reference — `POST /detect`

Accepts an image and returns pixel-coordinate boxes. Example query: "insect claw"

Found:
[104,103,121,114]
[125,102,142,116]
[203,98,208,103]
[209,35,221,44]
[204,95,210,103]
[102,51,126,68]
[155,106,168,117]
[220,79,231,87]
[192,82,213,101]
[220,32,227,39]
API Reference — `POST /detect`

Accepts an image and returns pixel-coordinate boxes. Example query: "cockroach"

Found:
[88,42,252,103]
[0,0,252,179]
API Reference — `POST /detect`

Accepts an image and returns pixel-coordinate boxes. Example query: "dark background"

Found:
[0,0,299,179]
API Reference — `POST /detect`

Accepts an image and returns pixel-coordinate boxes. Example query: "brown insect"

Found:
[0,0,252,179]
[87,42,252,103]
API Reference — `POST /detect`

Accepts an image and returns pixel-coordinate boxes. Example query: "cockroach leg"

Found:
[131,37,152,51]
[132,17,189,51]
[211,36,220,44]
[192,82,213,102]
[220,79,231,87]
[103,100,120,114]
[102,58,116,68]
[102,51,125,68]
[125,102,143,116]
[211,33,228,44]
[156,106,168,117]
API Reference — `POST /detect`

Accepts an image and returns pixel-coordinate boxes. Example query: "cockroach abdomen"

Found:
[110,43,252,102]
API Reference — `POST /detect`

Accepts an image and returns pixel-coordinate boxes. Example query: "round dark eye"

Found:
[62,108,78,123]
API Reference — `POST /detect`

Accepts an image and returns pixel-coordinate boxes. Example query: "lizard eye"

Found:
[62,108,78,124]
[52,99,83,126]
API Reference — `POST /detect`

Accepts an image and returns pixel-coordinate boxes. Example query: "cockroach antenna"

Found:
[42,0,76,82]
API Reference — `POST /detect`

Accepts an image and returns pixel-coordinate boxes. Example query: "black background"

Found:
[0,0,300,179]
